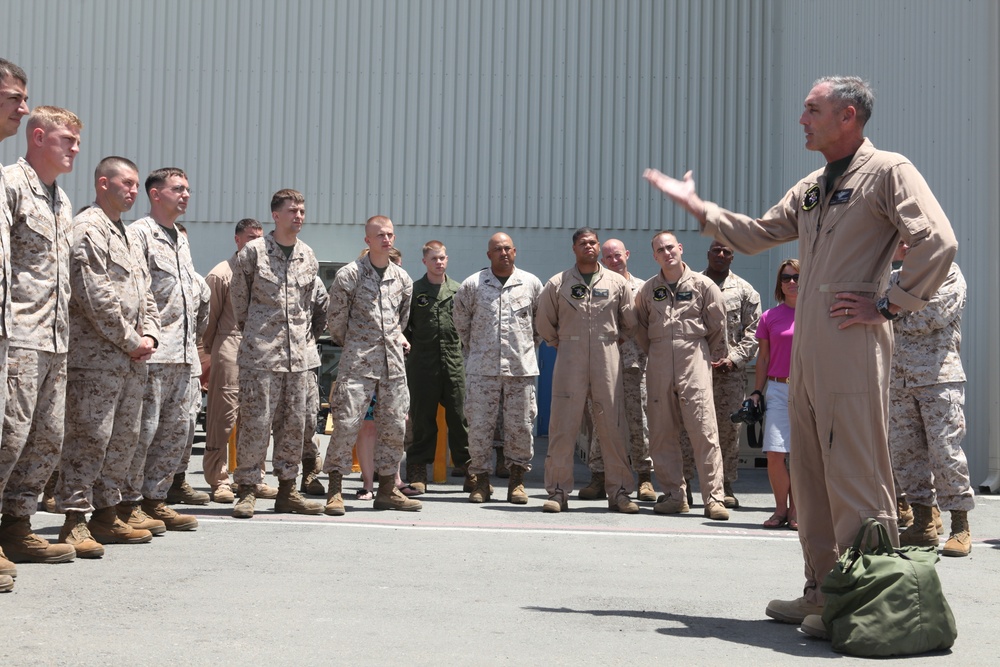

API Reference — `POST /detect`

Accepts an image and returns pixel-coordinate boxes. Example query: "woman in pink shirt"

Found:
[751,259,799,529]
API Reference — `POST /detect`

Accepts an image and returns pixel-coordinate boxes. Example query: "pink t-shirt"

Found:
[756,303,795,378]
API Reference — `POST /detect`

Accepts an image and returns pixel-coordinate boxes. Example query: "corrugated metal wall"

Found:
[2,0,997,485]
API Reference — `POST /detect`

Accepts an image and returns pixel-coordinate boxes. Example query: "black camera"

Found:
[731,397,765,424]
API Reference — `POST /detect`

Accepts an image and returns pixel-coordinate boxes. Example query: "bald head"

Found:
[487,232,517,277]
[600,238,630,277]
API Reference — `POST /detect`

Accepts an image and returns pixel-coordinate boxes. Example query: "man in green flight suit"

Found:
[404,240,471,493]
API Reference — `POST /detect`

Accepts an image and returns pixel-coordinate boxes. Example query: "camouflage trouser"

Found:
[587,368,651,474]
[300,370,321,460]
[57,364,147,513]
[324,375,409,476]
[465,374,535,475]
[175,374,203,474]
[124,363,193,502]
[889,382,974,512]
[680,370,744,484]
[234,368,311,485]
[0,347,66,516]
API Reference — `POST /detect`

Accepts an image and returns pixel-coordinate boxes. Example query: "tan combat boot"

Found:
[232,485,257,519]
[637,472,657,502]
[899,503,938,547]
[255,483,279,500]
[704,499,730,521]
[300,457,325,496]
[723,481,739,509]
[141,499,199,531]
[373,474,422,512]
[897,497,914,528]
[507,465,528,505]
[42,469,58,513]
[578,471,606,500]
[932,505,943,535]
[88,507,152,544]
[116,502,166,536]
[166,473,210,505]
[941,510,971,557]
[609,490,639,514]
[211,484,235,504]
[469,473,492,503]
[495,447,510,478]
[58,512,104,558]
[406,460,427,495]
[275,479,323,515]
[542,490,568,513]
[0,574,11,592]
[653,494,690,515]
[324,471,345,516]
[0,514,75,563]
[0,545,17,578]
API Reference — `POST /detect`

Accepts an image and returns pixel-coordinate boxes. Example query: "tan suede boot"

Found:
[507,465,528,505]
[300,457,325,496]
[469,473,492,503]
[233,485,257,519]
[89,506,153,544]
[941,510,971,557]
[141,499,199,531]
[637,472,657,502]
[542,490,568,513]
[723,481,739,509]
[275,479,323,515]
[58,512,104,558]
[899,503,938,547]
[578,471,606,500]
[166,472,210,505]
[374,474,422,511]
[0,545,16,578]
[42,469,58,513]
[896,497,914,528]
[932,505,943,535]
[0,574,12,592]
[609,490,639,514]
[324,471,345,516]
[0,514,76,563]
[406,460,427,494]
[116,502,166,535]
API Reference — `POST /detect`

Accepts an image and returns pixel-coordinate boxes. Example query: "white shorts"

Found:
[762,382,791,454]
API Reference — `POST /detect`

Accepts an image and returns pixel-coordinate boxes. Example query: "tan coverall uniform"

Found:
[537,265,636,499]
[453,267,543,473]
[0,159,71,516]
[231,233,322,485]
[702,138,958,605]
[202,254,241,490]
[125,216,203,502]
[636,263,728,506]
[57,205,160,513]
[323,256,412,476]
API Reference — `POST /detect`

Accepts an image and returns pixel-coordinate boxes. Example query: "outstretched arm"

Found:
[643,169,707,223]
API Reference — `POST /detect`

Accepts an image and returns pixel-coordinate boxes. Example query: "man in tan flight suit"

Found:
[0,107,80,565]
[230,189,324,519]
[645,75,958,638]
[635,232,730,521]
[536,227,638,514]
[322,216,420,515]
[202,218,264,503]
[56,156,160,557]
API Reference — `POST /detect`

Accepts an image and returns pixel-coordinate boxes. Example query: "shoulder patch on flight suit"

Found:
[415,293,431,307]
[570,284,587,299]
[592,288,608,298]
[830,188,853,205]
[676,291,693,302]
[802,185,820,211]
[652,286,669,301]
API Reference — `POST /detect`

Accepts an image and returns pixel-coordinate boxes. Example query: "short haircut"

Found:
[145,167,187,195]
[27,106,82,133]
[366,214,392,229]
[95,156,138,184]
[814,75,874,128]
[651,230,678,247]
[271,188,304,212]
[572,227,598,244]
[235,218,263,235]
[422,240,446,257]
[774,258,800,303]
[0,58,27,85]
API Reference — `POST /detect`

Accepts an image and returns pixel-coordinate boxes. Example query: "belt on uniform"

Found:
[767,376,789,384]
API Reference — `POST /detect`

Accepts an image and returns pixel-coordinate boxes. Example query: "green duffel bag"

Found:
[820,518,957,656]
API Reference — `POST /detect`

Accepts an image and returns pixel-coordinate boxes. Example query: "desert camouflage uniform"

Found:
[454,268,543,473]
[124,216,202,502]
[0,159,72,516]
[323,255,413,475]
[889,263,973,512]
[537,265,637,498]
[232,234,321,485]
[56,205,160,513]
[636,263,728,507]
[300,276,328,461]
[176,278,211,475]
[680,270,759,482]
[584,273,652,475]
[0,166,12,499]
